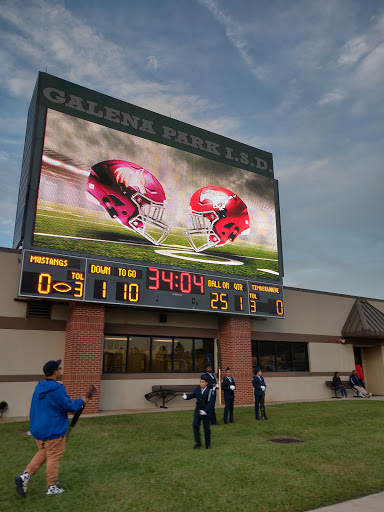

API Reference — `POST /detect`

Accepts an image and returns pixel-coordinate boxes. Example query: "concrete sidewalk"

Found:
[308,491,384,511]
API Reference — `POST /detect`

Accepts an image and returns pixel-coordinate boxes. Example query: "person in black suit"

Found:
[221,367,236,424]
[183,377,215,449]
[252,367,267,420]
[201,364,219,425]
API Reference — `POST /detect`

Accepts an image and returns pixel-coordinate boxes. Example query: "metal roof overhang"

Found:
[342,300,384,339]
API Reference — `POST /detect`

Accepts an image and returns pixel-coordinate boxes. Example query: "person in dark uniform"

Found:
[252,367,267,420]
[183,377,215,449]
[221,367,236,424]
[201,364,219,425]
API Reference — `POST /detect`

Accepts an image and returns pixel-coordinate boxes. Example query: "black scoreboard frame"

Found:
[14,73,284,319]
[19,250,284,318]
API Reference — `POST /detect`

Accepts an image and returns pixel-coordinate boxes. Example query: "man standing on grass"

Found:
[183,377,215,449]
[221,367,236,424]
[253,367,267,420]
[201,364,219,425]
[15,359,93,497]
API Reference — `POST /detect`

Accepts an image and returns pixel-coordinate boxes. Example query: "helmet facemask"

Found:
[126,191,170,245]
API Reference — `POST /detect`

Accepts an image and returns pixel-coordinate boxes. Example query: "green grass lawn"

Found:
[3,401,384,512]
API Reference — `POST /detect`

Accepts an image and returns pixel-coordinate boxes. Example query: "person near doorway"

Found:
[355,361,365,387]
[349,370,372,398]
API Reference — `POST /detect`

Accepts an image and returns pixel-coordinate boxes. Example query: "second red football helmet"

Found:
[185,186,250,252]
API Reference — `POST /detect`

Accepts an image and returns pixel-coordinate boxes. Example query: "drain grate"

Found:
[268,438,305,444]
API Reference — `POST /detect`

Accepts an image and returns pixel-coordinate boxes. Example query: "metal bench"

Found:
[145,385,196,409]
[325,380,359,398]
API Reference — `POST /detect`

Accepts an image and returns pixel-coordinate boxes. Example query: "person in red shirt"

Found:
[355,362,364,387]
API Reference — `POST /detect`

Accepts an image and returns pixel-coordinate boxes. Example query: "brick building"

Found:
[1,247,384,418]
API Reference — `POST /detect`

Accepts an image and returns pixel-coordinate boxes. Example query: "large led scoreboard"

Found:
[14,73,285,318]
[19,250,284,317]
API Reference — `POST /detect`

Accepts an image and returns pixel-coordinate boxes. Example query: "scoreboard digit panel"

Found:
[248,282,284,317]
[19,251,86,300]
[19,250,284,318]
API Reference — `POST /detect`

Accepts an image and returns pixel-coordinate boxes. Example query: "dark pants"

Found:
[223,395,234,423]
[255,393,267,419]
[193,412,211,448]
[210,392,218,425]
[336,385,347,397]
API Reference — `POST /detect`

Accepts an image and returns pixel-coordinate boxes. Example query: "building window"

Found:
[152,338,173,372]
[103,335,214,373]
[104,336,128,372]
[252,341,309,372]
[128,336,150,372]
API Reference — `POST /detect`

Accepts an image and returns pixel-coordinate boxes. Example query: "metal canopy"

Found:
[342,300,384,338]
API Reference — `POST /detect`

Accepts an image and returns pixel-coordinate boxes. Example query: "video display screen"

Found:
[33,108,281,282]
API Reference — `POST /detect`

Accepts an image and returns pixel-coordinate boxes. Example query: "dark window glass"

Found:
[194,339,214,373]
[251,341,259,370]
[292,343,309,371]
[252,341,309,372]
[152,338,173,372]
[103,335,214,373]
[174,338,193,372]
[259,341,276,372]
[128,336,150,372]
[276,342,292,371]
[103,336,127,372]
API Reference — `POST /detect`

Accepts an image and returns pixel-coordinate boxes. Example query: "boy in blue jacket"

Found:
[15,359,92,497]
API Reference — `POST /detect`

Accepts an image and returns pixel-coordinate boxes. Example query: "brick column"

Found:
[218,315,253,405]
[63,303,105,414]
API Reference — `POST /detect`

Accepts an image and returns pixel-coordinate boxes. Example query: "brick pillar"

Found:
[218,315,253,405]
[63,303,105,414]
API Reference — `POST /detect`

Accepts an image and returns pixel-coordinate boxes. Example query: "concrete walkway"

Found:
[308,491,384,511]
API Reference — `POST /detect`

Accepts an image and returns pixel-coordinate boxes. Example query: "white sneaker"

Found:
[15,472,31,496]
[45,483,65,496]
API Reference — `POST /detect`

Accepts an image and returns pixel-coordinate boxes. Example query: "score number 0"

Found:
[37,273,83,298]
[250,297,284,315]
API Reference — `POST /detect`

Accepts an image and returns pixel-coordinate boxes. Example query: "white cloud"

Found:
[198,0,269,81]
[317,89,345,105]
[354,44,384,90]
[146,56,159,72]
[337,36,368,66]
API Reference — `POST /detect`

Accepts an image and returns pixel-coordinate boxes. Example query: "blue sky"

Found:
[1,0,383,299]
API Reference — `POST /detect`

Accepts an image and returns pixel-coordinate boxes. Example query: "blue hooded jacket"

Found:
[29,380,84,441]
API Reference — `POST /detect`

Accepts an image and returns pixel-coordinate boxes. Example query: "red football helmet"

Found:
[87,160,170,245]
[185,186,250,252]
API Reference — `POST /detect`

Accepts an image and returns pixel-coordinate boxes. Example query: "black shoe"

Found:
[230,420,234,423]
[224,421,228,424]
[255,418,260,420]
[194,443,201,449]
[206,446,211,450]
